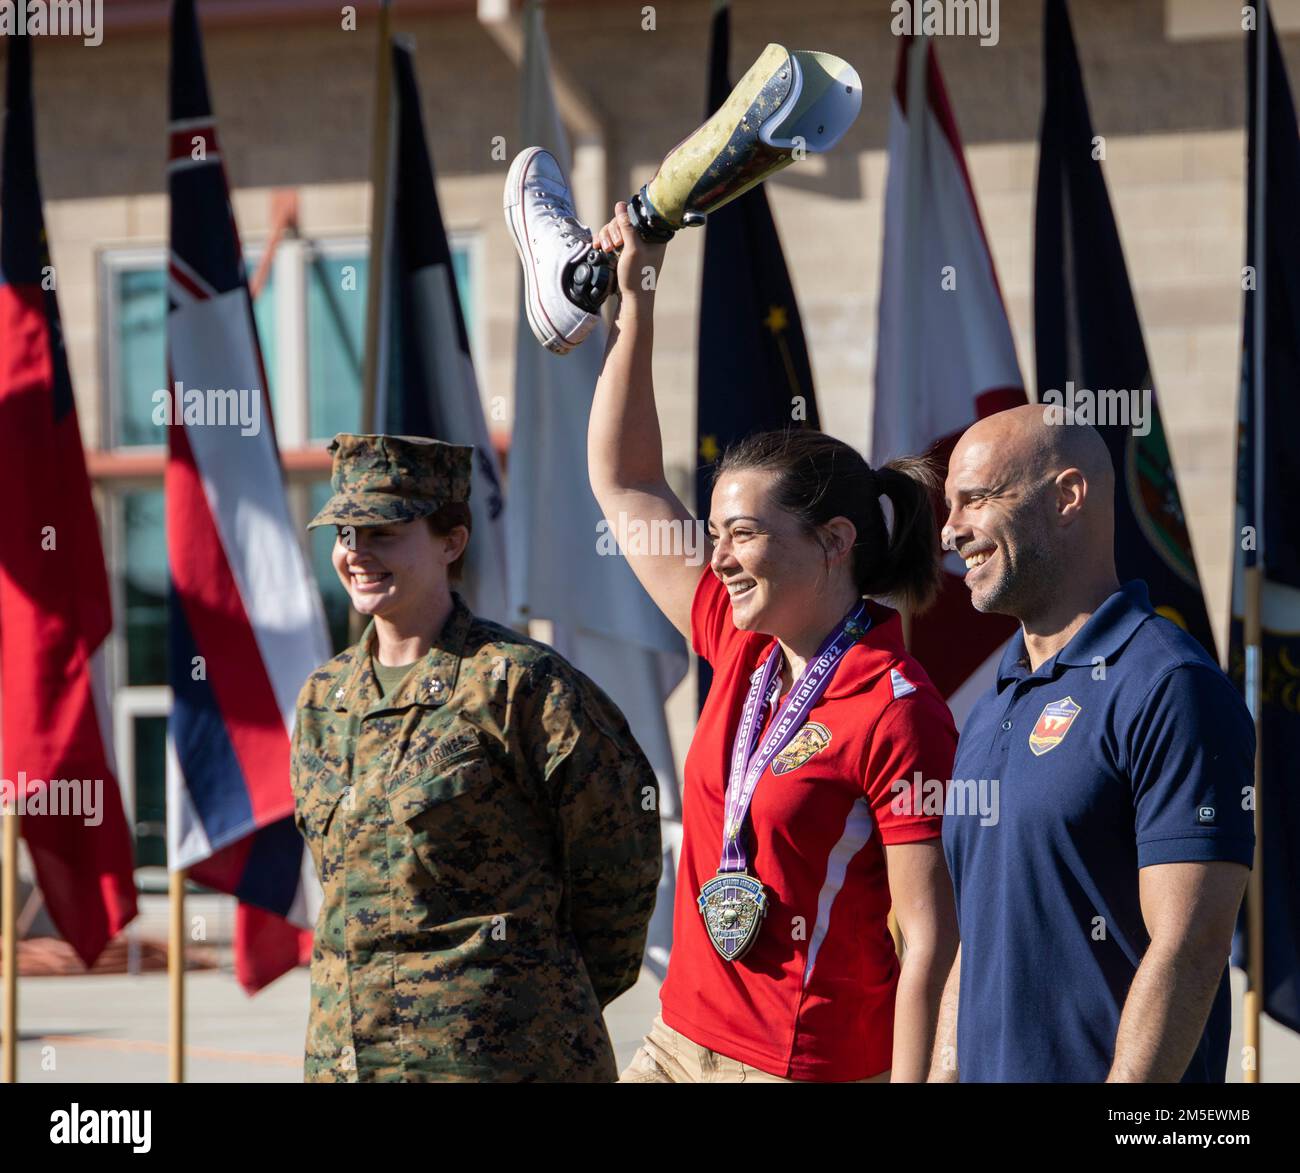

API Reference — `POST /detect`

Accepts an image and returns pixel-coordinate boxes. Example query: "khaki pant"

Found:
[618,1015,890,1084]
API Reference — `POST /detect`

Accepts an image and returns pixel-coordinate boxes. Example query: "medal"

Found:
[699,600,870,962]
[698,872,768,960]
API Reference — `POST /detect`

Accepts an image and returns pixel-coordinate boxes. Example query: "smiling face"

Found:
[942,432,1057,620]
[331,518,467,625]
[707,469,851,637]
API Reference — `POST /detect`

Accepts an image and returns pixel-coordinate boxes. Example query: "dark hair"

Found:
[426,502,473,583]
[712,430,943,613]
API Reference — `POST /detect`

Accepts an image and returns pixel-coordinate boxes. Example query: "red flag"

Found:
[0,35,137,965]
[872,37,1027,726]
[235,904,313,991]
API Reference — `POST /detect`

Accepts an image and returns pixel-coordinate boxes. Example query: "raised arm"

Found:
[588,203,707,639]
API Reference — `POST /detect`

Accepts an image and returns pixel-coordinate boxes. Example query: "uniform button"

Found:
[1001,720,1012,731]
[335,687,345,700]
[428,679,445,696]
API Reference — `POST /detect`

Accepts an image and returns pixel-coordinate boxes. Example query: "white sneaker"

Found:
[504,146,599,356]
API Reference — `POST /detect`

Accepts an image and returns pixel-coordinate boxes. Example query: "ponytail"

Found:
[858,456,943,613]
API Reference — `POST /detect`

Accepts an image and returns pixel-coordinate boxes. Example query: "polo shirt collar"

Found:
[996,579,1152,688]
[330,591,475,714]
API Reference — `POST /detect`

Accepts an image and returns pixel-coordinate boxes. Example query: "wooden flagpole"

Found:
[352,0,395,646]
[897,32,928,487]
[887,33,929,962]
[168,866,186,1083]
[896,32,927,671]
[1244,568,1264,1084]
[1242,0,1269,1087]
[360,0,394,438]
[2,811,17,1083]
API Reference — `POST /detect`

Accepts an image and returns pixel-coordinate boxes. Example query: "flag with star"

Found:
[695,0,820,708]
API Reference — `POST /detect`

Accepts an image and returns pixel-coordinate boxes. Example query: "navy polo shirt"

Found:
[943,581,1255,1082]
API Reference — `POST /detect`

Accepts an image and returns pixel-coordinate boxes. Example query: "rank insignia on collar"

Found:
[771,721,831,775]
[1028,696,1082,756]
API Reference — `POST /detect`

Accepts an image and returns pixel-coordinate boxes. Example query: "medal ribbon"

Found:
[720,600,870,873]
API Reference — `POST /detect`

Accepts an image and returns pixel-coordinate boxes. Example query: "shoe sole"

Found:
[504,147,593,357]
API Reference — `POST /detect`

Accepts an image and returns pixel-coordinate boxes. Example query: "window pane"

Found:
[124,489,167,686]
[307,254,367,439]
[305,243,474,441]
[114,269,167,447]
[133,715,168,869]
[309,481,353,653]
[110,261,275,449]
[451,244,473,342]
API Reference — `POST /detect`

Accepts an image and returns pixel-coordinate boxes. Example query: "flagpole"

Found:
[169,866,185,1082]
[899,34,928,474]
[896,34,928,664]
[2,811,17,1082]
[1244,570,1264,1084]
[354,0,395,645]
[1243,0,1269,1086]
[360,0,394,437]
[886,36,928,957]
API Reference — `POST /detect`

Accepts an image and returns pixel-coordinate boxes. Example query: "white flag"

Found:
[509,0,688,978]
[872,36,1026,731]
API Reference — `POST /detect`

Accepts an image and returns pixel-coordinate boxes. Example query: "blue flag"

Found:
[695,1,820,707]
[374,40,508,620]
[1034,0,1214,655]
[1229,8,1300,1035]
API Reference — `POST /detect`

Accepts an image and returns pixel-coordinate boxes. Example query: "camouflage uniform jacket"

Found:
[290,593,661,1082]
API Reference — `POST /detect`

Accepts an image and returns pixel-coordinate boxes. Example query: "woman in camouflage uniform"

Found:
[291,432,661,1082]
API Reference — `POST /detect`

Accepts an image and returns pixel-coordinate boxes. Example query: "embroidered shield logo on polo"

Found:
[771,722,831,775]
[1028,696,1082,756]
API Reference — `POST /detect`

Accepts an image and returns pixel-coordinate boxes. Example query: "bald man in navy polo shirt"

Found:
[930,405,1254,1083]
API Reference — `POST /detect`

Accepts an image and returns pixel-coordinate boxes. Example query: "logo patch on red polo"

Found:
[1028,696,1082,756]
[772,722,831,775]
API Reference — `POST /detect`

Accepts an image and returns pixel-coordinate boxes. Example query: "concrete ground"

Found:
[8,963,1299,1083]
[9,962,661,1082]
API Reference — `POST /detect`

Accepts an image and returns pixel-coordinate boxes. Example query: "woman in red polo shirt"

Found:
[587,205,961,1083]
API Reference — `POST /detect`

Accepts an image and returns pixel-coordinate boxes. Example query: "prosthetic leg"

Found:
[565,43,862,312]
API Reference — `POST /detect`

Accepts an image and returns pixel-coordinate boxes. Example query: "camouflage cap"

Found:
[306,433,473,530]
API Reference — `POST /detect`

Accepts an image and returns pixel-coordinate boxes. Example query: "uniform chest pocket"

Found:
[388,745,488,823]
[386,734,548,908]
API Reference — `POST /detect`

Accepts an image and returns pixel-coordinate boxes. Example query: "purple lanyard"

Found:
[720,601,870,873]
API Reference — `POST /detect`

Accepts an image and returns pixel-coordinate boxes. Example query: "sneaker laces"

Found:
[532,188,590,245]
[551,209,590,246]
